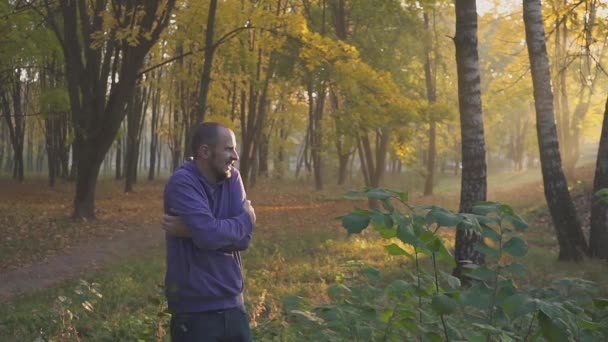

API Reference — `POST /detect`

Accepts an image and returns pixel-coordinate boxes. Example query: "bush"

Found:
[279,188,608,341]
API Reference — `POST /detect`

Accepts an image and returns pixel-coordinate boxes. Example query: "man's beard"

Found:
[211,152,232,181]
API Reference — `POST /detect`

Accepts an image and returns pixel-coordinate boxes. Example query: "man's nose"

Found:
[233,150,239,161]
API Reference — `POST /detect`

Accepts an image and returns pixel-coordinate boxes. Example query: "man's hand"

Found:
[162,214,192,237]
[243,200,256,225]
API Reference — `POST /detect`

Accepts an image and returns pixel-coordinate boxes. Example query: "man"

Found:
[162,122,255,342]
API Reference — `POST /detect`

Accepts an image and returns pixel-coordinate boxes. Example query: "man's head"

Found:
[190,122,239,183]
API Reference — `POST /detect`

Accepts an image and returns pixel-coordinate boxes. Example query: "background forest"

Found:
[1,0,608,341]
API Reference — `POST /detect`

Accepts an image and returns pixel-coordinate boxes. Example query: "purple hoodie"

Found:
[163,160,253,313]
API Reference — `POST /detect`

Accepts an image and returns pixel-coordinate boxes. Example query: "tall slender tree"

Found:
[453,0,487,276]
[523,0,588,261]
[589,94,608,259]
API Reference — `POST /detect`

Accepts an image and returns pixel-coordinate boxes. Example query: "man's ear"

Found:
[199,144,211,159]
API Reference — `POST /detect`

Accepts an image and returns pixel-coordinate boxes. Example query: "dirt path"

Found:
[0,224,164,303]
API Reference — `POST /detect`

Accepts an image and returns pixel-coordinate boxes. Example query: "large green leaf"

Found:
[371,211,393,229]
[481,225,502,241]
[389,190,409,203]
[474,242,500,258]
[538,310,570,342]
[503,236,528,257]
[425,207,462,227]
[462,283,492,309]
[431,293,458,315]
[384,243,412,257]
[472,202,501,216]
[396,221,420,247]
[440,271,461,289]
[503,214,529,231]
[502,293,537,320]
[365,188,393,200]
[468,266,497,281]
[341,212,370,235]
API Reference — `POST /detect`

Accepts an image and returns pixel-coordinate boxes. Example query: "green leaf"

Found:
[396,221,420,247]
[462,283,492,309]
[362,267,380,281]
[503,214,529,231]
[502,262,527,277]
[431,293,458,315]
[366,188,393,200]
[341,212,370,235]
[593,298,608,309]
[283,295,310,311]
[386,279,411,298]
[499,204,515,215]
[289,310,325,325]
[502,294,537,319]
[481,225,502,241]
[474,242,500,258]
[371,211,393,229]
[425,207,462,227]
[382,199,394,212]
[389,190,408,203]
[472,202,500,216]
[424,332,443,342]
[503,236,528,257]
[577,318,604,330]
[538,310,569,342]
[440,270,461,289]
[384,243,412,257]
[379,309,393,323]
[468,266,497,281]
[327,284,351,299]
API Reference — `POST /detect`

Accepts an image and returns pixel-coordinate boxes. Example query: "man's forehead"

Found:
[218,128,236,145]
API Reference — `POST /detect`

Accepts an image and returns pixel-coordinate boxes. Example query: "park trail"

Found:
[0,224,164,303]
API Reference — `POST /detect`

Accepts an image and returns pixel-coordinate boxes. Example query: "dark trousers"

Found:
[170,306,252,342]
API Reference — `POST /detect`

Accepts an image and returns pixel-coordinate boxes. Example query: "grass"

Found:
[1,162,607,341]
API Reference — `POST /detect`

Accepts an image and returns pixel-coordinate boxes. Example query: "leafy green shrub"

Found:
[280,188,608,341]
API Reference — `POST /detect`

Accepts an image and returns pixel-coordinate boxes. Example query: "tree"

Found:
[125,84,149,192]
[453,0,487,276]
[523,0,588,261]
[33,0,176,218]
[589,94,608,259]
[0,70,27,182]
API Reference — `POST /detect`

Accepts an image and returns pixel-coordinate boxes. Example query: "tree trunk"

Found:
[194,0,218,125]
[307,78,326,191]
[115,132,123,180]
[148,70,162,181]
[453,0,487,277]
[589,94,608,259]
[523,0,588,261]
[125,86,149,193]
[0,125,5,173]
[359,129,390,208]
[423,10,438,196]
[73,142,104,219]
[424,121,437,195]
[337,150,350,186]
[258,133,269,178]
[0,70,26,182]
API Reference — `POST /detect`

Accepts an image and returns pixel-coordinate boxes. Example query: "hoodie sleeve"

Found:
[166,172,253,251]
[219,169,253,251]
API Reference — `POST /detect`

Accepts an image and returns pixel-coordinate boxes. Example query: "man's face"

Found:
[208,129,239,182]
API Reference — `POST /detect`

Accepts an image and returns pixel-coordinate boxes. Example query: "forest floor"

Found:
[0,164,599,302]
[1,165,607,340]
[0,177,366,302]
